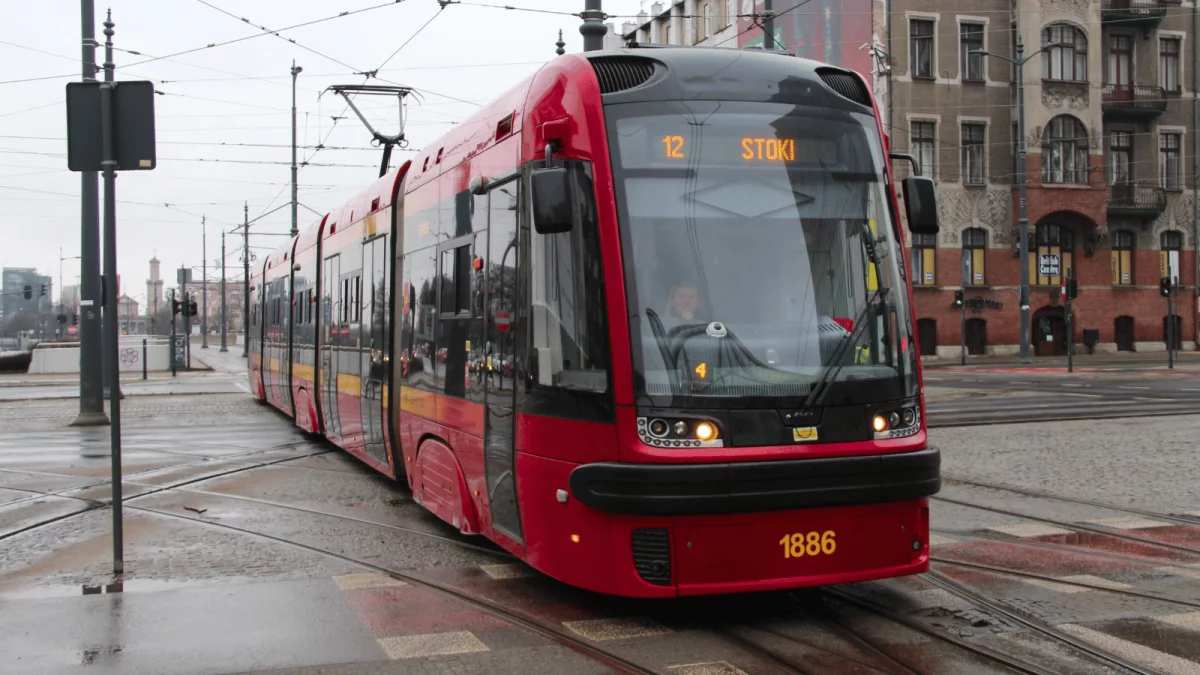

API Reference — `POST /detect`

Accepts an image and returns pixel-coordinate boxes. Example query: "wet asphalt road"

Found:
[2,362,1200,672]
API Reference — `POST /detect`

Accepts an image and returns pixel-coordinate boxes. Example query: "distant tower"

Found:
[556,29,566,55]
[146,254,163,319]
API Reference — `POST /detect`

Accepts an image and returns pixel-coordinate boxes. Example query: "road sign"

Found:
[66,81,157,172]
[494,311,511,333]
[1038,253,1061,277]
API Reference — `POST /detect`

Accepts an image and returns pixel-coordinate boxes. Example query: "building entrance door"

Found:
[1033,307,1067,356]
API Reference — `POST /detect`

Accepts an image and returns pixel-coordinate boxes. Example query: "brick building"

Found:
[890,0,1198,356]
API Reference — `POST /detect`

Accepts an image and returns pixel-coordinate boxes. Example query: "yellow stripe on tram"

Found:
[866,219,879,292]
[337,373,361,397]
[293,363,315,381]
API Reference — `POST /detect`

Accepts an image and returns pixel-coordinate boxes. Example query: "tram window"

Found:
[355,275,363,323]
[438,244,474,316]
[528,162,610,395]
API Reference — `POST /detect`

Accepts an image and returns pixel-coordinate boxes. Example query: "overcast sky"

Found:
[3,0,645,307]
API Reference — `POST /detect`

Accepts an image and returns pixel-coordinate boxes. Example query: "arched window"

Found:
[1030,223,1075,286]
[1042,24,1087,81]
[1111,230,1134,286]
[1042,116,1089,185]
[962,228,987,285]
[1162,230,1183,284]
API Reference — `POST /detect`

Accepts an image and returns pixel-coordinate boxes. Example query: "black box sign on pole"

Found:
[66,80,157,173]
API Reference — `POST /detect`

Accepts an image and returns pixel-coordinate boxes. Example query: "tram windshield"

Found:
[607,100,917,408]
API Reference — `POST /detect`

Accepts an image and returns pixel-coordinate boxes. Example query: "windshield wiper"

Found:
[644,308,679,388]
[799,287,889,412]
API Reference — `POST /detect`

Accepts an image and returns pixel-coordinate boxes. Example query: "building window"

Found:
[1161,230,1183,284]
[1110,131,1132,185]
[1160,133,1182,190]
[1111,230,1134,286]
[912,232,937,286]
[1031,223,1074,286]
[1042,115,1089,185]
[1107,34,1132,88]
[697,1,712,41]
[962,123,986,185]
[960,23,985,81]
[1160,38,1181,93]
[1042,24,1087,82]
[962,228,987,285]
[911,121,936,177]
[910,19,935,78]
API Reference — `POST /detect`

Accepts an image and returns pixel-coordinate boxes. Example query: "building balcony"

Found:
[1101,84,1167,120]
[1108,183,1166,218]
[1101,0,1176,26]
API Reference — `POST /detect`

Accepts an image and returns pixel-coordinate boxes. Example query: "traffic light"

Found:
[188,300,198,317]
[1067,278,1078,299]
[40,284,46,297]
[953,290,964,308]
[71,313,77,326]
[1161,277,1172,297]
[56,313,67,324]
[22,285,31,300]
[172,299,182,315]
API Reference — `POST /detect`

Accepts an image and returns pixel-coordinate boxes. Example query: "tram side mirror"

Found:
[530,167,574,235]
[901,175,940,236]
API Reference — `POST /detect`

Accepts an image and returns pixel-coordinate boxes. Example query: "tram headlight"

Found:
[637,416,723,447]
[648,419,669,438]
[872,405,921,440]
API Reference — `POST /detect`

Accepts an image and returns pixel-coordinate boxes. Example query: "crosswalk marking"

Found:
[333,573,408,591]
[1058,624,1200,675]
[665,662,748,675]
[1087,516,1172,530]
[377,631,489,660]
[563,618,672,641]
[1159,612,1200,631]
[987,523,1074,538]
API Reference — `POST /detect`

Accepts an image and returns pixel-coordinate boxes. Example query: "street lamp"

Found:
[972,35,1070,364]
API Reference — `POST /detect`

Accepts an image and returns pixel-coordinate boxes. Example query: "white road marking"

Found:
[1154,567,1200,582]
[929,534,960,547]
[1158,612,1200,631]
[1021,578,1090,594]
[1119,385,1151,390]
[480,563,536,580]
[563,618,672,641]
[1087,516,1172,530]
[234,381,251,393]
[987,523,1074,538]
[1182,389,1200,392]
[1058,624,1200,675]
[1056,574,1133,591]
[377,631,489,660]
[665,662,748,675]
[333,572,408,591]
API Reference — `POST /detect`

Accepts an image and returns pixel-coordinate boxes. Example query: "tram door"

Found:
[361,235,388,463]
[483,182,522,540]
[321,254,341,438]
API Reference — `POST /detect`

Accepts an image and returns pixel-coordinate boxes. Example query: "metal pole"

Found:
[99,8,123,577]
[73,0,107,426]
[960,255,967,366]
[1015,32,1032,364]
[763,0,778,50]
[220,231,228,352]
[1193,0,1198,352]
[1066,270,1073,373]
[580,0,607,52]
[170,289,177,377]
[242,203,249,358]
[180,269,188,370]
[1169,263,1176,369]
[201,216,208,348]
[291,62,301,238]
[142,338,147,380]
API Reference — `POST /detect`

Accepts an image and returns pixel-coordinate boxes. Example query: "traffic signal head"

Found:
[1067,278,1079,299]
[22,285,31,300]
[1161,277,1172,297]
[172,299,182,315]
[953,290,964,308]
[40,284,46,297]
[188,300,198,317]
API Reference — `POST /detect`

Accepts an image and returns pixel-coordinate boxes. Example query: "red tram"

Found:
[249,46,943,597]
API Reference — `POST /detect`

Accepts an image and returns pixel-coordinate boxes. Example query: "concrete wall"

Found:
[28,339,171,374]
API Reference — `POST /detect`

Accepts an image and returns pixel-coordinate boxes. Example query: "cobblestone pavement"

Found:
[3,388,1200,674]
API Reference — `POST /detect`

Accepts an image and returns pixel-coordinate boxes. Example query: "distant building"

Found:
[117,294,139,318]
[178,280,247,335]
[145,256,164,321]
[1,267,52,337]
